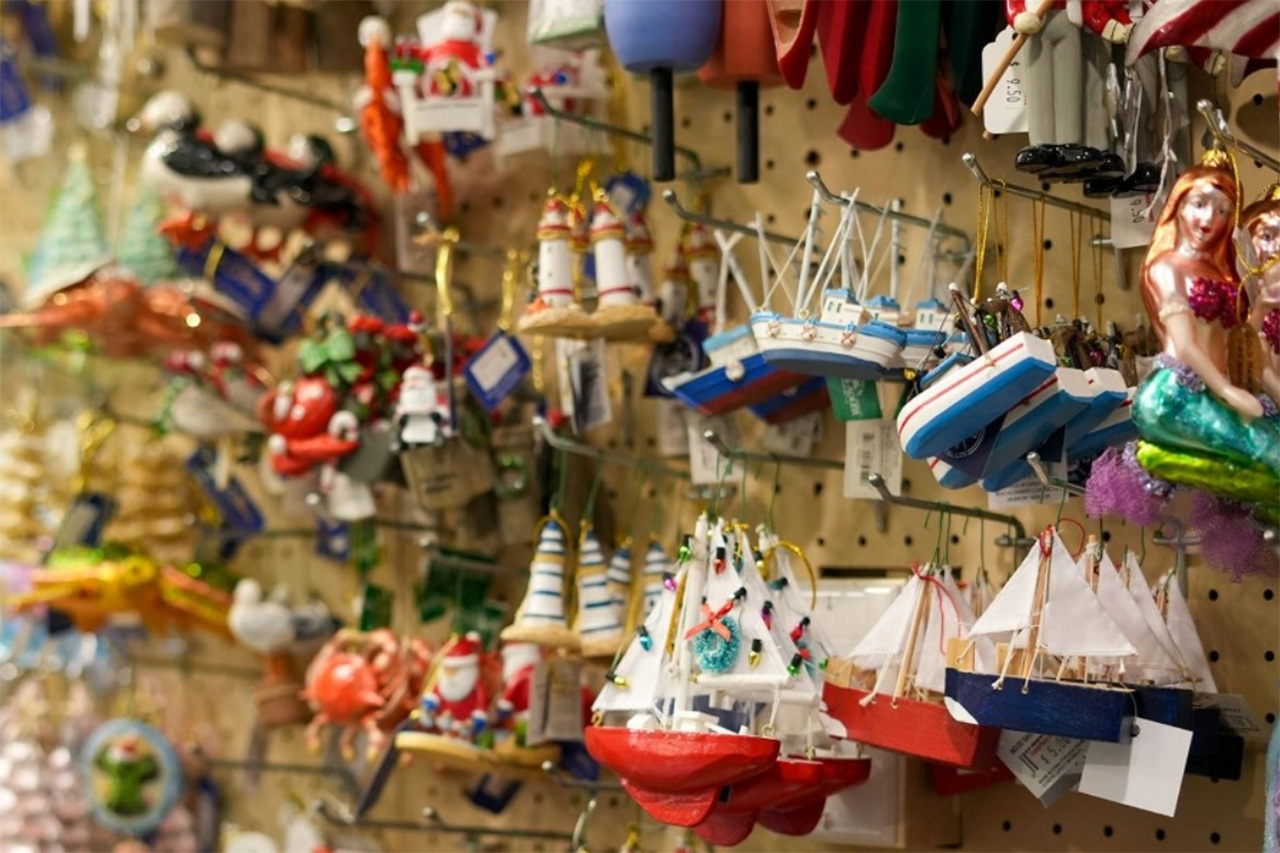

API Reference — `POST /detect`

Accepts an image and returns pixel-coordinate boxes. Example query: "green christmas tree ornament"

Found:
[24,144,112,307]
[116,186,179,285]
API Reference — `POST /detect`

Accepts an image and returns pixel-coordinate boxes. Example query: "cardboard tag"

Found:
[654,399,689,458]
[687,415,738,485]
[526,658,584,745]
[981,28,1028,135]
[997,730,1087,807]
[52,493,116,551]
[987,476,1063,509]
[465,331,531,411]
[1206,693,1268,743]
[1110,193,1160,250]
[315,518,350,562]
[827,378,883,422]
[568,339,611,433]
[1079,718,1192,816]
[761,412,821,457]
[332,263,411,323]
[843,422,901,499]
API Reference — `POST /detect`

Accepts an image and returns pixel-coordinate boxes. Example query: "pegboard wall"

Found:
[0,2,1276,851]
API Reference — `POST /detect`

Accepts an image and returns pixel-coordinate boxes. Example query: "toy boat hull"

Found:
[897,333,1058,460]
[584,726,779,826]
[929,455,978,489]
[756,793,827,836]
[751,312,905,380]
[1130,683,1195,729]
[979,369,1099,491]
[662,353,809,417]
[1063,369,1128,445]
[692,756,824,845]
[900,329,951,373]
[944,668,1134,743]
[823,683,1000,770]
[747,375,829,423]
[1068,391,1137,463]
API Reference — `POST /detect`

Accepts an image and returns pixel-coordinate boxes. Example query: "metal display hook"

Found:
[533,414,691,481]
[313,798,573,840]
[422,546,528,578]
[962,152,1112,221]
[866,473,1033,552]
[186,48,356,134]
[806,170,973,254]
[541,760,625,792]
[1025,452,1086,497]
[204,758,359,798]
[572,797,598,851]
[527,87,728,183]
[703,430,842,472]
[1198,99,1280,174]
[662,189,803,247]
[1151,517,1197,596]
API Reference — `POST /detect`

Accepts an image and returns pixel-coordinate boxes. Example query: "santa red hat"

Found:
[444,631,483,666]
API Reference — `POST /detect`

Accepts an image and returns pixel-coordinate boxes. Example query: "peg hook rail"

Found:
[541,760,624,791]
[1198,99,1280,174]
[806,170,973,253]
[1025,452,1086,497]
[205,758,359,796]
[533,415,691,481]
[662,189,803,247]
[313,798,573,840]
[867,473,1031,550]
[703,430,842,472]
[962,153,1112,221]
[528,88,728,183]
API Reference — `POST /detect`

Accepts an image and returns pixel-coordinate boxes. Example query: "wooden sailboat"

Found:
[825,564,1001,769]
[944,529,1141,743]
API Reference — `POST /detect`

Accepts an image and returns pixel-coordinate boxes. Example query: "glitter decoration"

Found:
[1156,353,1206,393]
[691,615,740,674]
[1263,309,1280,355]
[1187,277,1242,329]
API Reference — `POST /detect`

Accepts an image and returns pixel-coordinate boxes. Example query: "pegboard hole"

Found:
[813,482,824,497]
[902,478,912,492]
[1155,828,1166,841]
[943,192,953,205]
[1052,824,1062,835]
[1208,650,1220,663]
[1043,239,1053,250]
[904,536,914,547]
[1266,712,1276,724]
[681,117,692,129]
[609,797,619,807]
[459,201,471,215]
[722,111,732,124]
[857,536,867,547]
[764,104,774,117]
[1208,589,1219,601]
[1101,531,1112,543]
[1095,293,1106,305]
[1210,832,1221,845]
[941,135,951,146]
[1264,589,1274,601]
[817,537,826,547]
[492,195,504,208]
[950,534,960,545]
[897,254,907,266]
[1041,181,1052,192]
[766,213,776,224]
[766,159,776,171]
[1045,298,1055,309]
[646,437,656,448]
[773,483,782,494]
[850,149,861,159]
[805,98,818,111]
[894,142,905,153]
[804,150,821,167]
[1001,820,1012,832]
[1266,650,1276,662]
[533,793,544,804]
[1253,93,1265,106]
[1104,826,1114,838]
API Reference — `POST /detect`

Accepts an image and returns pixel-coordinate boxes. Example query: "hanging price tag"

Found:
[843,421,901,499]
[997,730,1087,807]
[465,331,531,411]
[526,658,585,745]
[568,339,612,433]
[1079,719,1192,816]
[987,476,1064,509]
[186,448,265,534]
[827,378,882,422]
[761,412,821,457]
[1110,192,1161,249]
[654,399,689,458]
[981,28,1028,135]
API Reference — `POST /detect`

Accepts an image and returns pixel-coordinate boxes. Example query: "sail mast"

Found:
[1020,536,1051,679]
[892,568,932,702]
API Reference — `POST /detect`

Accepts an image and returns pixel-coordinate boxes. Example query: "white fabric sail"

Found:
[1040,533,1136,659]
[1086,549,1181,683]
[967,543,1042,639]
[697,529,791,684]
[1124,553,1188,679]
[848,574,922,670]
[1160,570,1218,693]
[592,565,682,714]
[915,571,991,694]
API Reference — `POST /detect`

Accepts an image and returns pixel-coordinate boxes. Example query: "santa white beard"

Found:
[501,648,540,683]
[436,662,479,703]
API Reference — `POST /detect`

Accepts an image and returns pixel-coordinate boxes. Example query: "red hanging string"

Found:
[911,562,964,656]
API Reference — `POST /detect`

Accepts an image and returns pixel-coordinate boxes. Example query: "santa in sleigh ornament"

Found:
[382,1,500,141]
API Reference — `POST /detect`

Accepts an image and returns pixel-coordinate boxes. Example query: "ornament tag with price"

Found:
[1110,192,1160,249]
[981,28,1028,135]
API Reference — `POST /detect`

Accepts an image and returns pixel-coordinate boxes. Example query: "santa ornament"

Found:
[518,195,593,337]
[589,192,659,341]
[396,632,494,767]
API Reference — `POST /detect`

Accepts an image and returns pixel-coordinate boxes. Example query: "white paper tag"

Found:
[1079,719,1193,816]
[987,476,1063,509]
[571,339,612,433]
[761,412,822,457]
[1110,193,1160,249]
[843,422,901,499]
[655,399,689,458]
[687,415,738,485]
[555,338,580,421]
[1206,693,1268,743]
[997,730,1087,807]
[981,28,1029,135]
[526,658,584,745]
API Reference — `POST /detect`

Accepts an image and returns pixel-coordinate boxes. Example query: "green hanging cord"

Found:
[710,454,732,521]
[943,511,954,566]
[738,458,752,523]
[1139,525,1147,568]
[977,517,987,582]
[583,463,605,526]
[620,463,649,544]
[767,461,781,534]
[1055,482,1069,526]
[931,506,947,566]
[552,447,571,514]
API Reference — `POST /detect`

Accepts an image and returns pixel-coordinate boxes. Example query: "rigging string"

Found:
[1069,209,1083,321]
[910,562,962,657]
[1030,197,1047,328]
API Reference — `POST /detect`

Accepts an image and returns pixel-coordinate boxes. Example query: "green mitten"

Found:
[867,0,942,125]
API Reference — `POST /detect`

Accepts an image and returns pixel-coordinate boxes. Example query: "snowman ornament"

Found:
[394,365,447,449]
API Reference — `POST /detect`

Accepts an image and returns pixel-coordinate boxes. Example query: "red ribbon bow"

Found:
[685,598,735,641]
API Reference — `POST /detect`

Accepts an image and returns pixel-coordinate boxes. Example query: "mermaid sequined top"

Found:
[1263,309,1280,355]
[1185,277,1243,329]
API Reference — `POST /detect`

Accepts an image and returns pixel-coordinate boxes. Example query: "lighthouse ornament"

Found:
[518,195,593,337]
[574,522,626,657]
[589,192,659,341]
[686,224,719,329]
[500,515,581,650]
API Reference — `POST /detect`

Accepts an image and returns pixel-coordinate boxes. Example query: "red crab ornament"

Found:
[259,376,360,479]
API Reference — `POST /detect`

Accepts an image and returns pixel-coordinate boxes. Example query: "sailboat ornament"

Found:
[586,517,869,841]
[943,527,1200,743]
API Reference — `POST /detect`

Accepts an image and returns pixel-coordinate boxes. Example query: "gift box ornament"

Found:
[501,515,581,651]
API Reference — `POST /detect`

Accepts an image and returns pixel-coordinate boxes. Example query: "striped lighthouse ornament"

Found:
[500,515,581,650]
[517,194,592,337]
[625,211,655,305]
[656,243,691,329]
[685,224,719,329]
[589,192,658,341]
[605,539,634,610]
[641,539,672,616]
[574,523,625,657]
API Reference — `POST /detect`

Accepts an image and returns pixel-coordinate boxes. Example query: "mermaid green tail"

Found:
[1132,367,1280,513]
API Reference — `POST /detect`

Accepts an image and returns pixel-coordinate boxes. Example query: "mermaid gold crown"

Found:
[1200,148,1231,169]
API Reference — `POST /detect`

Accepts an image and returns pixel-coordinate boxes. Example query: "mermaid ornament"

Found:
[1089,150,1279,568]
